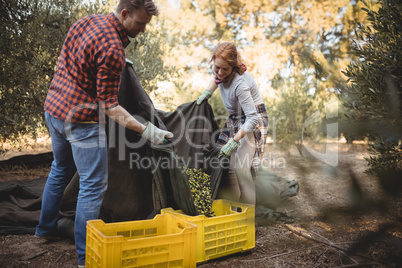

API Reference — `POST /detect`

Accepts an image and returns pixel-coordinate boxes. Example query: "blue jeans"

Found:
[35,112,108,265]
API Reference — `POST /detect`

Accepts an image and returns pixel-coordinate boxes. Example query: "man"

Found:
[35,1,172,267]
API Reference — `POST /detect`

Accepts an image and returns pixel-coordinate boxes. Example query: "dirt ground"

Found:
[0,143,401,268]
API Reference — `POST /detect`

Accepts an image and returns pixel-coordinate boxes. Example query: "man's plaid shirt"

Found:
[44,13,130,123]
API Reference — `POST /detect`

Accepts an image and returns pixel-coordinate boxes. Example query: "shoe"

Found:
[34,234,62,241]
[78,265,85,268]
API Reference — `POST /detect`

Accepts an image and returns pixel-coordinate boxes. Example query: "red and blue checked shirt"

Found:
[44,13,130,123]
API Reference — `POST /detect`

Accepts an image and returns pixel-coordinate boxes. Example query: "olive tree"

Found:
[342,0,402,193]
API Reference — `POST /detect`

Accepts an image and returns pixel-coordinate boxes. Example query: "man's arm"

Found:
[105,105,173,144]
[105,105,146,133]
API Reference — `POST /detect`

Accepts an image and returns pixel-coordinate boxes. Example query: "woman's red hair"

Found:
[211,42,245,75]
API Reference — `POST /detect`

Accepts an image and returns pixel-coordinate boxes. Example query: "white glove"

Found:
[141,122,174,145]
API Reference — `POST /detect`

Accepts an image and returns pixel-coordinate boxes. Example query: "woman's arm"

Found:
[196,78,218,105]
[233,128,247,142]
[206,78,218,93]
[235,85,259,141]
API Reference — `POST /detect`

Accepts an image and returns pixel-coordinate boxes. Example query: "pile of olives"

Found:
[186,168,215,217]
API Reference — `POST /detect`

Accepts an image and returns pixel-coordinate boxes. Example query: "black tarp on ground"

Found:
[0,62,299,235]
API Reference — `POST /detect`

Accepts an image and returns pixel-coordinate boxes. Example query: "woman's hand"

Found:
[218,138,239,157]
[196,90,212,105]
[196,78,218,105]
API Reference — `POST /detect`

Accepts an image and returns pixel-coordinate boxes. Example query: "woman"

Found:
[196,42,268,205]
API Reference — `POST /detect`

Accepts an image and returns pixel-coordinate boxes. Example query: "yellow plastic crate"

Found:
[85,214,197,267]
[161,199,255,263]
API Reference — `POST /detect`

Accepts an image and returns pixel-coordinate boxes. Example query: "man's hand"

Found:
[141,122,174,145]
[196,90,212,105]
[218,138,239,158]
